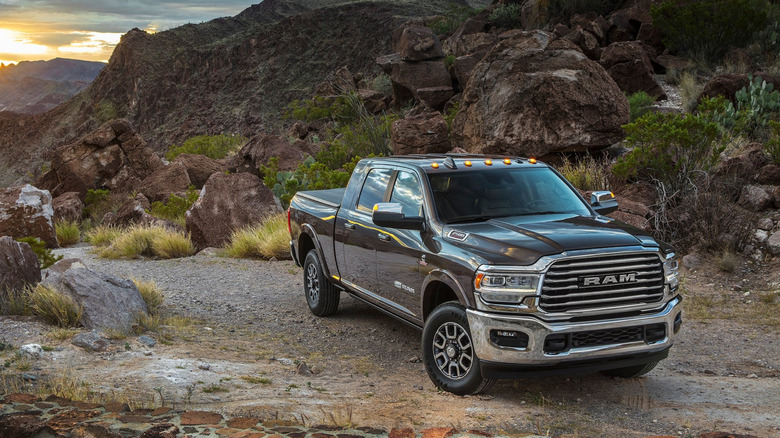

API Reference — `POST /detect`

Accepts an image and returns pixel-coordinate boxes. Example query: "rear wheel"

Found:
[422,302,496,395]
[601,361,659,378]
[303,250,339,316]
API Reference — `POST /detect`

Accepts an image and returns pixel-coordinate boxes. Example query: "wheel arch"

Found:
[298,225,330,278]
[421,270,470,322]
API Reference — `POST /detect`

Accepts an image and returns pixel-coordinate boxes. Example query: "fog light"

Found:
[543,334,569,354]
[490,330,529,349]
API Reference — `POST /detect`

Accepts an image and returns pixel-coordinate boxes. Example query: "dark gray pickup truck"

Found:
[287,154,682,395]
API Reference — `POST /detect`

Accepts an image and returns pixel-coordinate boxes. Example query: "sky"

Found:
[0,0,253,65]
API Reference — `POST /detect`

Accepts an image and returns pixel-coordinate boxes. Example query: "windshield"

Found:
[429,167,591,224]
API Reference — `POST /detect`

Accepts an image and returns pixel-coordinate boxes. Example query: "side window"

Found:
[356,168,392,212]
[390,171,424,217]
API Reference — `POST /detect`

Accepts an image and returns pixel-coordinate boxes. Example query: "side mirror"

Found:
[372,203,426,231]
[590,191,618,215]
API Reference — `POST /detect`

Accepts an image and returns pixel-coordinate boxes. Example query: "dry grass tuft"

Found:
[133,278,164,314]
[97,225,194,259]
[55,221,80,246]
[85,225,122,247]
[222,214,291,260]
[28,284,83,328]
[556,154,611,192]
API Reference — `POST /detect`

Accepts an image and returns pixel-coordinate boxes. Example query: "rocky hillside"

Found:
[0,0,484,186]
[0,58,105,114]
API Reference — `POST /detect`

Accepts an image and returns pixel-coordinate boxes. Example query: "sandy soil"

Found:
[1,246,779,437]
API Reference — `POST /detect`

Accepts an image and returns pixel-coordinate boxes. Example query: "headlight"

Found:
[475,271,540,304]
[663,253,679,290]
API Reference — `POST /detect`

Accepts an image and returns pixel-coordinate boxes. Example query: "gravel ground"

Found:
[1,245,779,437]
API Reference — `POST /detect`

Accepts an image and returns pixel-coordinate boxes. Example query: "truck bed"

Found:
[295,188,345,208]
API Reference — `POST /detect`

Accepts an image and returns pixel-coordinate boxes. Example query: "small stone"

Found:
[144,351,153,356]
[198,363,211,371]
[138,335,156,347]
[682,253,701,270]
[22,373,37,381]
[180,410,223,425]
[407,356,421,363]
[747,373,758,378]
[20,344,44,360]
[296,361,312,376]
[72,331,108,352]
[757,217,774,231]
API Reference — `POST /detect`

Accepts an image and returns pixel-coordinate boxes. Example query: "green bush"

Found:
[628,91,655,122]
[444,102,460,133]
[283,95,356,123]
[95,99,118,124]
[262,156,355,208]
[16,237,62,269]
[489,4,524,29]
[547,0,624,23]
[613,112,723,194]
[222,214,291,260]
[165,134,246,161]
[148,187,200,227]
[55,221,80,247]
[556,155,611,191]
[767,121,780,163]
[700,76,780,140]
[429,5,480,35]
[651,0,770,64]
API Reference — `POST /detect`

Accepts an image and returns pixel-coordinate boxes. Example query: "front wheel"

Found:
[422,302,496,395]
[303,250,340,316]
[601,361,659,378]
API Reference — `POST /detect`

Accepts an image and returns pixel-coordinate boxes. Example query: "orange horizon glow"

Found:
[0,27,121,63]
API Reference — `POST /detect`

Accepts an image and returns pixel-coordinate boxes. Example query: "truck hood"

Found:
[443,214,664,266]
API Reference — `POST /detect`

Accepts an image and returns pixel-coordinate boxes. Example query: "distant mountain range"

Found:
[0,58,105,114]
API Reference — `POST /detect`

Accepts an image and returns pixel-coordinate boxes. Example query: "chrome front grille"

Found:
[540,252,665,313]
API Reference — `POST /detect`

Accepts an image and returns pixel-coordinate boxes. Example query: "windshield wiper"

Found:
[445,215,494,224]
[515,211,567,216]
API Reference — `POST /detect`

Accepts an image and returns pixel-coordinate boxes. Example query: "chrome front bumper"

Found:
[467,296,682,366]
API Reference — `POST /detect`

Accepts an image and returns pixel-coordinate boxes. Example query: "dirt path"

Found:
[1,246,779,437]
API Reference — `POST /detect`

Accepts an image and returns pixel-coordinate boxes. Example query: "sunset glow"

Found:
[0,28,48,56]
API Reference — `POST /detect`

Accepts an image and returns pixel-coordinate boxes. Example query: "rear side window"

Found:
[356,168,392,212]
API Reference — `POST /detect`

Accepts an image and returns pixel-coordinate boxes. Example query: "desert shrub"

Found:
[613,112,723,195]
[133,278,164,315]
[0,287,30,315]
[85,224,121,247]
[97,225,194,259]
[370,74,393,96]
[95,99,117,124]
[556,155,611,191]
[55,221,80,247]
[716,76,780,140]
[767,121,780,163]
[651,0,770,64]
[547,0,624,23]
[222,214,291,260]
[717,250,738,272]
[15,237,61,269]
[165,134,246,161]
[28,284,83,328]
[429,5,480,35]
[489,4,524,28]
[444,102,460,133]
[148,187,200,227]
[262,156,355,208]
[283,95,355,123]
[444,54,456,69]
[628,91,655,122]
[679,71,704,113]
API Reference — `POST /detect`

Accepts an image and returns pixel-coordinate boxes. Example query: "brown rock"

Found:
[636,22,664,52]
[390,59,453,105]
[46,408,101,433]
[739,185,772,212]
[570,13,607,45]
[389,429,415,438]
[83,123,117,147]
[186,173,283,249]
[103,193,151,227]
[3,394,41,404]
[314,66,356,95]
[357,89,388,114]
[698,74,752,104]
[453,31,628,158]
[376,53,401,75]
[173,154,226,188]
[140,424,179,438]
[553,23,570,37]
[0,237,40,300]
[774,186,780,208]
[443,32,498,58]
[416,86,455,111]
[288,121,309,140]
[606,12,636,44]
[756,164,780,185]
[139,161,192,203]
[607,61,666,100]
[564,26,600,59]
[52,192,84,223]
[398,26,443,61]
[71,423,122,438]
[228,134,308,177]
[0,184,58,247]
[180,410,224,426]
[103,401,130,413]
[655,55,692,72]
[0,413,51,437]
[699,433,762,438]
[421,427,458,438]
[392,112,450,155]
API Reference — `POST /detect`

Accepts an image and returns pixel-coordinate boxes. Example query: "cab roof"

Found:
[362,154,549,173]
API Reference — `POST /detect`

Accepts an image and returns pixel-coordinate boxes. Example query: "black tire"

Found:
[422,302,496,395]
[303,250,340,317]
[601,361,659,378]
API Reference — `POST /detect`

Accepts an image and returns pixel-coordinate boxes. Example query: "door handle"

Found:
[344,223,356,230]
[377,233,391,242]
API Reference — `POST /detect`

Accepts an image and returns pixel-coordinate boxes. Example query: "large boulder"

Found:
[398,26,444,61]
[102,193,151,227]
[0,236,40,295]
[41,261,148,332]
[139,161,192,203]
[36,119,163,199]
[173,154,226,188]
[601,42,666,100]
[389,59,453,107]
[52,192,84,223]
[227,134,308,177]
[0,184,58,247]
[391,112,450,155]
[186,173,283,249]
[452,31,629,158]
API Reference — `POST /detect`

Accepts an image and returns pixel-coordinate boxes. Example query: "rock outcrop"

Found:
[52,192,84,223]
[600,41,665,100]
[139,161,192,203]
[391,112,450,155]
[228,134,308,176]
[186,173,283,249]
[36,119,163,199]
[0,184,58,247]
[452,31,629,158]
[173,154,227,188]
[0,236,40,295]
[41,260,148,332]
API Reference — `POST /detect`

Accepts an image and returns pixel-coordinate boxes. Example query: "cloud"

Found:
[27,31,91,47]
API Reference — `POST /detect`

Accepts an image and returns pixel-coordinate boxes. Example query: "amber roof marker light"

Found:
[503,158,512,165]
[529,158,537,164]
[464,160,472,167]
[484,159,493,166]
[431,162,439,169]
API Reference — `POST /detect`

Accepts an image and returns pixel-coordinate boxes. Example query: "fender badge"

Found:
[447,230,468,241]
[419,254,428,266]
